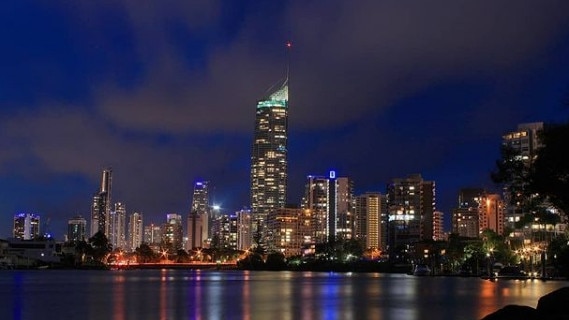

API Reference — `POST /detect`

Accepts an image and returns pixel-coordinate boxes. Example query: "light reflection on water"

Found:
[0,269,567,320]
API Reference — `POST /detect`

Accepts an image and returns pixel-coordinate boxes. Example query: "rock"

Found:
[536,286,569,319]
[481,305,538,320]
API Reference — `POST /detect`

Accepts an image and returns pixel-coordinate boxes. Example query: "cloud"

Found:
[65,0,569,137]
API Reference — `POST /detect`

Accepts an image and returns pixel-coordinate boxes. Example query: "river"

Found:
[0,269,566,320]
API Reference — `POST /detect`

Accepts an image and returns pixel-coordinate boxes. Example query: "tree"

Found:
[135,243,156,263]
[529,122,569,218]
[265,251,287,270]
[88,231,112,263]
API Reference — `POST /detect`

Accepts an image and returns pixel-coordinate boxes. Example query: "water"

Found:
[0,269,567,320]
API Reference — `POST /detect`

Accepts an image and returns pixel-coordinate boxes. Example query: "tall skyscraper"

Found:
[67,215,87,242]
[335,177,355,239]
[13,213,40,240]
[187,210,204,250]
[144,223,162,250]
[128,212,143,251]
[354,193,387,249]
[91,168,112,236]
[162,214,183,252]
[190,181,210,243]
[250,77,288,238]
[109,202,127,249]
[236,209,252,250]
[501,122,544,230]
[387,174,436,254]
[302,175,329,243]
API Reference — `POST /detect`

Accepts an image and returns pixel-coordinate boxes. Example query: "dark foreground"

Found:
[482,286,569,319]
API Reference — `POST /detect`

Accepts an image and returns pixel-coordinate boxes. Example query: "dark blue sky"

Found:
[1,1,569,239]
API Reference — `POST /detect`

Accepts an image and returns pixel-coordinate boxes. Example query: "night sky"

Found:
[1,1,569,240]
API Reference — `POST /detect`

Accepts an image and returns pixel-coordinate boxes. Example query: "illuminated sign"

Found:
[329,170,336,179]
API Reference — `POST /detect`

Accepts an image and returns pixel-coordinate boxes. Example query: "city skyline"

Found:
[1,2,569,239]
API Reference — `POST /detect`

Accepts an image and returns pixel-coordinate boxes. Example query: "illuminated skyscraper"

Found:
[144,223,162,250]
[387,174,435,259]
[13,213,40,240]
[67,215,87,242]
[91,168,112,236]
[354,193,387,249]
[162,214,183,252]
[302,175,330,243]
[190,181,210,243]
[128,212,143,251]
[109,202,127,249]
[250,78,288,237]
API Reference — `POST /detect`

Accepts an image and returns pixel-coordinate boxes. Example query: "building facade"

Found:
[91,168,112,236]
[237,209,252,250]
[128,212,143,251]
[354,193,387,249]
[13,213,40,240]
[161,214,183,252]
[143,223,162,251]
[250,79,288,239]
[452,188,484,238]
[109,202,127,250]
[386,174,436,255]
[266,207,312,257]
[67,215,87,242]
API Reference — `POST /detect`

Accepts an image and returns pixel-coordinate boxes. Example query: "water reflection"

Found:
[2,270,567,320]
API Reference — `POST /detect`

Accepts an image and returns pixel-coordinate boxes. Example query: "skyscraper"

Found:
[109,202,127,249]
[67,215,87,242]
[91,168,112,236]
[302,175,330,243]
[387,174,436,258]
[190,181,210,243]
[354,193,387,249]
[250,78,288,238]
[13,213,40,240]
[128,212,143,251]
[162,214,183,252]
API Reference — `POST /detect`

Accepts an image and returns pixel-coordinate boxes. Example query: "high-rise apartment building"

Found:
[354,193,387,249]
[433,211,445,241]
[187,210,204,250]
[128,212,143,251]
[266,207,313,257]
[250,78,288,238]
[502,122,544,162]
[336,177,355,239]
[479,193,505,236]
[144,223,162,250]
[302,175,330,243]
[189,181,210,245]
[387,174,436,253]
[67,215,87,242]
[211,214,238,251]
[302,173,354,243]
[162,214,183,252]
[452,188,484,238]
[236,209,252,250]
[109,202,127,250]
[501,122,545,230]
[91,168,112,236]
[13,213,40,240]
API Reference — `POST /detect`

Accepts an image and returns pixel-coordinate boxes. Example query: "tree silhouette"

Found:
[88,231,112,263]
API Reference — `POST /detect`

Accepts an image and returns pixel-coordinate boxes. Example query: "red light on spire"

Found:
[286,41,292,48]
